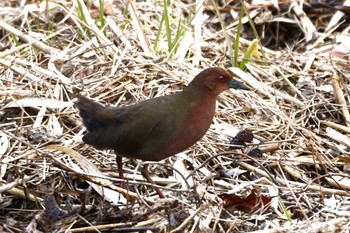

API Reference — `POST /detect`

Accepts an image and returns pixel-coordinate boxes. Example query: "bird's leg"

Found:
[141,164,165,198]
[116,154,124,179]
[115,153,127,188]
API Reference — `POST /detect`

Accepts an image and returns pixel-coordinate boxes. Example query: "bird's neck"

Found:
[181,85,218,119]
[182,84,217,103]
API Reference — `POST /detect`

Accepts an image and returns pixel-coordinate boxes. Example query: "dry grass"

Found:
[1,0,350,232]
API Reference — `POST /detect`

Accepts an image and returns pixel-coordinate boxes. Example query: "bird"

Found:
[75,67,249,198]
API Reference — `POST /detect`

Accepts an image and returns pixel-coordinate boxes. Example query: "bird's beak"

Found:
[229,79,250,90]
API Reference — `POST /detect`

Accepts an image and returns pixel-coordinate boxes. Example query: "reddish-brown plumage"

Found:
[75,67,249,198]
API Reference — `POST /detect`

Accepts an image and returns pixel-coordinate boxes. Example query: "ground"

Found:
[0,0,350,232]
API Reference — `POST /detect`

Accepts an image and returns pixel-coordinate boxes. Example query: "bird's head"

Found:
[189,67,249,95]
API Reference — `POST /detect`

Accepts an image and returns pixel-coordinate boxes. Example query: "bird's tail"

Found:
[75,94,108,132]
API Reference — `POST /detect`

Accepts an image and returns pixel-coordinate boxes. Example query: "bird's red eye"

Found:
[218,76,225,82]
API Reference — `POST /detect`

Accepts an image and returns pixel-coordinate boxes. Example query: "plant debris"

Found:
[0,0,350,232]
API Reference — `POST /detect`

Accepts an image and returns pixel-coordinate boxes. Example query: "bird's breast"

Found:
[164,98,216,155]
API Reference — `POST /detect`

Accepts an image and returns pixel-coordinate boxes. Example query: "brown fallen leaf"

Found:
[219,188,271,213]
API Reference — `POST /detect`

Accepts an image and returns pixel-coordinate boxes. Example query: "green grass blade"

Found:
[98,0,106,32]
[233,6,244,67]
[211,0,234,66]
[241,0,265,59]
[163,0,173,52]
[280,200,293,223]
[239,39,258,70]
[154,12,165,53]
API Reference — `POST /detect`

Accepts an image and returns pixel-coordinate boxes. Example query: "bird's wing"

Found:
[82,95,183,157]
